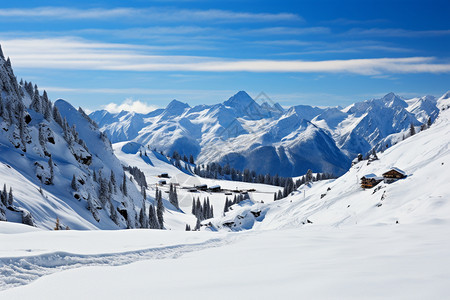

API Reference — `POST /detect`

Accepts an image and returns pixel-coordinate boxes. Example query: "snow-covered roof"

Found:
[361,173,383,180]
[385,167,406,176]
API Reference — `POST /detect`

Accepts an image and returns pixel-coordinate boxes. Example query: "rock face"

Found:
[91,90,443,177]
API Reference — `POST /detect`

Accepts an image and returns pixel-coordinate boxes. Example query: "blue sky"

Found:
[0,0,449,112]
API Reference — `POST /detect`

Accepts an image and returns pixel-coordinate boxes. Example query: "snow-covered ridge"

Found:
[91,90,446,177]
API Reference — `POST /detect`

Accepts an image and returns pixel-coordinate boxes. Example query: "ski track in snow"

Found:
[0,236,232,291]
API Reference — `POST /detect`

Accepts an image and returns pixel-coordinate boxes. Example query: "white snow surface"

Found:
[1,101,450,299]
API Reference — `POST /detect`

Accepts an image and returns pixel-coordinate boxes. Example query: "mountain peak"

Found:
[224,91,255,108]
[381,92,407,108]
[166,99,190,110]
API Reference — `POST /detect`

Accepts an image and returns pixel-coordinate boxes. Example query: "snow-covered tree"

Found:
[169,183,179,209]
[156,188,164,229]
[7,187,13,206]
[30,85,41,113]
[122,174,128,196]
[148,204,159,229]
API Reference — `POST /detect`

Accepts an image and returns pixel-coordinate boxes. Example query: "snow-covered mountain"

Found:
[206,93,450,231]
[91,90,442,177]
[0,46,172,230]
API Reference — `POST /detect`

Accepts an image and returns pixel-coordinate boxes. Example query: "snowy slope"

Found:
[208,101,450,231]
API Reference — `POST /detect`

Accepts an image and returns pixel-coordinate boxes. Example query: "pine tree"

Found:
[30,86,41,113]
[169,183,179,209]
[87,193,100,222]
[195,218,201,231]
[53,105,63,127]
[189,154,194,164]
[224,197,229,213]
[185,224,191,231]
[139,200,148,228]
[109,199,118,225]
[122,174,128,196]
[0,184,6,206]
[48,157,54,184]
[427,117,432,127]
[156,188,164,229]
[410,123,416,136]
[148,204,159,229]
[0,44,4,60]
[71,174,77,190]
[110,170,117,193]
[7,187,13,206]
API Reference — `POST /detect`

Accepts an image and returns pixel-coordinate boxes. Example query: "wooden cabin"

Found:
[158,180,166,185]
[195,184,208,191]
[209,185,221,192]
[158,173,170,178]
[382,167,406,183]
[361,173,383,189]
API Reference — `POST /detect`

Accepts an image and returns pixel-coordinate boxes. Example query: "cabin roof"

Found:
[383,167,406,176]
[209,185,221,189]
[361,173,383,180]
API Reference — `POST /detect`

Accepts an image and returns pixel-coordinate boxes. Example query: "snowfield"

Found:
[1,97,449,299]
[1,223,449,299]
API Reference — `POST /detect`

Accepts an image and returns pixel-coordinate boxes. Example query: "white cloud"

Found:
[0,7,301,23]
[2,37,450,75]
[102,99,159,113]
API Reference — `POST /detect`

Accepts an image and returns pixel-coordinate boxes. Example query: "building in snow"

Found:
[209,185,221,192]
[361,173,383,189]
[195,184,208,191]
[158,173,169,178]
[382,167,406,183]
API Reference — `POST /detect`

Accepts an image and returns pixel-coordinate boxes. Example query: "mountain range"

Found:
[90,90,443,177]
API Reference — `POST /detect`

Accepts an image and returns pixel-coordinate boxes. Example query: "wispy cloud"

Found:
[0,7,302,23]
[3,37,450,75]
[102,99,159,113]
[345,28,450,38]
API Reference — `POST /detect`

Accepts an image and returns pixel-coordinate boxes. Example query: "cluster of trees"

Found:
[0,184,13,221]
[123,165,147,189]
[223,193,248,213]
[169,183,179,209]
[192,197,214,221]
[191,197,214,230]
[138,200,160,229]
[192,162,299,190]
[274,170,336,201]
[0,184,14,207]
[171,150,195,164]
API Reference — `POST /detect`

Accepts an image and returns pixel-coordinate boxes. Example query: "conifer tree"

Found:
[7,187,13,206]
[48,157,54,184]
[71,174,77,190]
[410,123,416,136]
[30,86,41,113]
[122,174,128,196]
[148,204,159,229]
[109,200,118,225]
[169,183,179,209]
[156,188,164,229]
